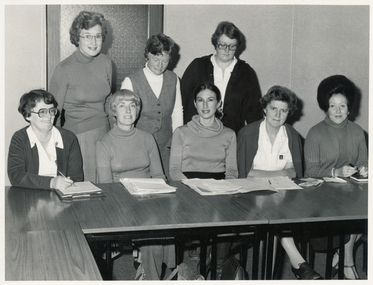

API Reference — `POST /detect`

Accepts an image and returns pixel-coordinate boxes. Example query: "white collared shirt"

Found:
[210,54,237,104]
[252,119,292,171]
[26,126,64,177]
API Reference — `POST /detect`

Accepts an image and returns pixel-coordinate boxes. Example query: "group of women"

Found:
[7,10,368,281]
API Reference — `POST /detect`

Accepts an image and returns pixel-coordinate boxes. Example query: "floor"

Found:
[110,238,367,280]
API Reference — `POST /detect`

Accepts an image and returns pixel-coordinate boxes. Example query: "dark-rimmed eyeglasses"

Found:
[30,107,58,118]
[80,34,103,42]
[217,43,237,51]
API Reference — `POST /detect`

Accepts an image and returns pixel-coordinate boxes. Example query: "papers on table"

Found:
[265,176,303,190]
[54,181,105,201]
[350,173,368,183]
[120,178,177,195]
[323,177,347,183]
[298,178,324,187]
[182,179,243,196]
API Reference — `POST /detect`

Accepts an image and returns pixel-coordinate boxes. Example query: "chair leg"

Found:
[362,237,367,274]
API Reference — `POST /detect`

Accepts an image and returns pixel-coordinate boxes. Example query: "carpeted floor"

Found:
[110,239,367,280]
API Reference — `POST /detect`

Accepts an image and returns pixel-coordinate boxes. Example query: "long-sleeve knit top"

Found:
[49,49,112,134]
[96,124,165,183]
[169,115,238,181]
[304,116,368,178]
[8,126,83,190]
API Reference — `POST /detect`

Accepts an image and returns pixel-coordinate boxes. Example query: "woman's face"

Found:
[327,93,349,124]
[194,89,219,120]
[215,34,237,63]
[78,24,103,57]
[264,100,289,130]
[115,98,138,130]
[28,100,55,133]
[147,52,170,75]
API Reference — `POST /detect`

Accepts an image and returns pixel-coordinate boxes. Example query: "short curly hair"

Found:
[109,89,141,122]
[317,75,355,112]
[144,33,175,58]
[18,89,58,122]
[69,11,107,47]
[260,85,298,116]
[211,21,243,48]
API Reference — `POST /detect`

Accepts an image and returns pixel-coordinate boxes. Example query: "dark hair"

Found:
[69,11,107,47]
[260,85,298,116]
[193,82,221,102]
[317,75,355,112]
[211,21,242,48]
[109,89,141,121]
[144,33,175,58]
[18,89,58,122]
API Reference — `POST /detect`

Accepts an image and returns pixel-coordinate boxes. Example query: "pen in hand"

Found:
[57,169,76,187]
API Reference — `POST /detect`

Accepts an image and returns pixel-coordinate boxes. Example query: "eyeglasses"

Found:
[30,107,58,118]
[80,34,103,42]
[217,43,237,51]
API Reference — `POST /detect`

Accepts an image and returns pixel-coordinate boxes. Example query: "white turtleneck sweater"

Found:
[121,63,183,131]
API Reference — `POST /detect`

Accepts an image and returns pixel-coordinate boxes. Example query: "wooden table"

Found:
[71,181,269,279]
[258,179,368,279]
[4,179,367,280]
[5,186,102,280]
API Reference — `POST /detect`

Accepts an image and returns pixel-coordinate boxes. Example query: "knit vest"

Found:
[128,69,177,145]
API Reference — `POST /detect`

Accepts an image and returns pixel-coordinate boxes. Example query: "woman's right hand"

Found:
[335,165,358,177]
[50,176,74,191]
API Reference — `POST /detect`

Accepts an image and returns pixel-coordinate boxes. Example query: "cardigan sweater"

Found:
[304,117,368,178]
[181,55,263,134]
[49,49,112,134]
[96,124,165,183]
[169,115,238,181]
[7,126,83,189]
[237,119,303,178]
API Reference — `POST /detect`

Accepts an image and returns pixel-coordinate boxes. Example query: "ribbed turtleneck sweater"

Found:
[169,115,238,181]
[304,116,368,178]
[96,124,165,183]
[49,49,112,134]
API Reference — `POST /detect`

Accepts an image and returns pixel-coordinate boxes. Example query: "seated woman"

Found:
[8,89,83,191]
[237,86,322,280]
[304,75,367,280]
[169,82,238,181]
[169,82,238,279]
[96,89,174,280]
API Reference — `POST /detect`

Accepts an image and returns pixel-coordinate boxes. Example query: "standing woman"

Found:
[181,21,262,133]
[305,75,368,279]
[121,33,183,178]
[49,11,112,182]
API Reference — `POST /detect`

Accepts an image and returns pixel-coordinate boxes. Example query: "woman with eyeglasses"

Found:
[181,21,263,134]
[120,33,183,179]
[49,11,112,183]
[8,89,83,191]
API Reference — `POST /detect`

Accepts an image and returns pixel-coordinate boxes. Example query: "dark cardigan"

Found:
[237,119,303,178]
[7,126,83,189]
[181,55,263,134]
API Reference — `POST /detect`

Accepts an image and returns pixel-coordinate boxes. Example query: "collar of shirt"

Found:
[259,118,288,144]
[27,126,64,149]
[210,53,237,74]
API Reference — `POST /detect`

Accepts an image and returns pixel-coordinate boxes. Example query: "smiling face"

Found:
[215,34,237,63]
[147,52,170,75]
[28,100,55,134]
[327,93,349,124]
[194,89,220,121]
[264,100,289,130]
[78,24,103,57]
[115,98,139,131]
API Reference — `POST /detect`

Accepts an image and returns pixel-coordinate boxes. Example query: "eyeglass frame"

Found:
[79,34,103,42]
[217,42,237,51]
[30,107,58,118]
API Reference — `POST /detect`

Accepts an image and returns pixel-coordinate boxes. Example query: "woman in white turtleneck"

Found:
[121,33,183,179]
